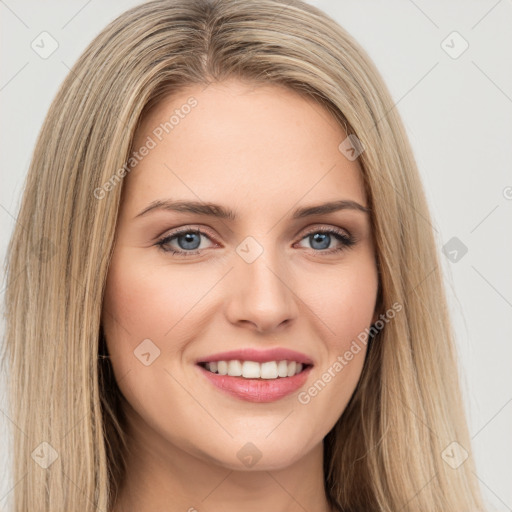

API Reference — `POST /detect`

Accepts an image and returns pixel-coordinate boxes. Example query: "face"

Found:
[102,79,379,471]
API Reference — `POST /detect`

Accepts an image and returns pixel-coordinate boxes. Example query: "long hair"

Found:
[1,0,486,510]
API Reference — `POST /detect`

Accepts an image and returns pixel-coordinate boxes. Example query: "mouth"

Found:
[196,359,313,403]
[198,360,311,379]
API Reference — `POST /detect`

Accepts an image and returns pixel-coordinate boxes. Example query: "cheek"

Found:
[301,254,379,348]
[102,249,208,350]
[333,269,378,346]
[296,255,378,402]
[295,279,376,423]
[100,251,209,438]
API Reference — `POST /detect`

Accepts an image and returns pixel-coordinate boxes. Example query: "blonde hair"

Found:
[2,0,486,510]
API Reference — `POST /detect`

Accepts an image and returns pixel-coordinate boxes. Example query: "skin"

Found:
[102,79,379,512]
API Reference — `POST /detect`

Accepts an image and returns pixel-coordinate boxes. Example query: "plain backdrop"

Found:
[1,1,511,510]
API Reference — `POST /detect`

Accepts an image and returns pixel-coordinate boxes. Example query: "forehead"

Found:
[122,80,367,215]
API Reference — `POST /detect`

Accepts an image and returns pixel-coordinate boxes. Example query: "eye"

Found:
[295,226,356,255]
[155,227,216,257]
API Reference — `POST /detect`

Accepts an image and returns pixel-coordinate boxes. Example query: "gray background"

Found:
[1,1,511,510]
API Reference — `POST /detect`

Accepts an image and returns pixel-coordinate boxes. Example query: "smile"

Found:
[199,360,308,379]
[197,361,312,403]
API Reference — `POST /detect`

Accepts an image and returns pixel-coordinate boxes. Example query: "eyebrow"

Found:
[134,198,370,220]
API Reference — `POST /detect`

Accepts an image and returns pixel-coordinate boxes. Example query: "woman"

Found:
[2,0,487,510]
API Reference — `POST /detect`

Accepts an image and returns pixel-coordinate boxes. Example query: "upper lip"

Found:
[196,348,314,366]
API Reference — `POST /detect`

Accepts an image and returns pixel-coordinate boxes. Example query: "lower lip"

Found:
[197,365,312,403]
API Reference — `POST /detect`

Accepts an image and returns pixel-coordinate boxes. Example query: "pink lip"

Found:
[196,347,314,365]
[197,364,312,403]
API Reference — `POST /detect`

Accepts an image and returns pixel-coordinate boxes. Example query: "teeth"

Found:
[277,360,288,377]
[203,360,306,378]
[242,361,260,378]
[217,361,228,375]
[228,360,242,376]
[260,361,278,379]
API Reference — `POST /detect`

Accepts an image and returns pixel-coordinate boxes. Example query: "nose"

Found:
[224,242,298,334]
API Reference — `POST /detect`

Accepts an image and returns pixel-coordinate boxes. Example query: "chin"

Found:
[196,433,319,472]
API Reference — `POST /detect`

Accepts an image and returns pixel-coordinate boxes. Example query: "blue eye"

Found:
[155,226,355,257]
[298,227,356,254]
[156,228,212,256]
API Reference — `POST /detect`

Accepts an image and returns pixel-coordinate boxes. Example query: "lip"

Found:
[196,347,314,365]
[197,364,313,403]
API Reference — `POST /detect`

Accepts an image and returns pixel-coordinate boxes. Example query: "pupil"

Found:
[311,233,329,250]
[179,232,200,250]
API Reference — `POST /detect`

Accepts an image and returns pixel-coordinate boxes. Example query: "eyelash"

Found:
[155,226,356,258]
